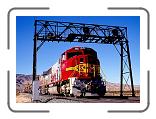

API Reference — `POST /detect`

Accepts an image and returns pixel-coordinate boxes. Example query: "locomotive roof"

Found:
[62,47,96,54]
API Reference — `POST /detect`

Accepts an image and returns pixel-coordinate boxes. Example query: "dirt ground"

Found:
[16,93,32,103]
[16,92,140,103]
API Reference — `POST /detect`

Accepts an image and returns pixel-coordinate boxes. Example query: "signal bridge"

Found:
[32,20,135,101]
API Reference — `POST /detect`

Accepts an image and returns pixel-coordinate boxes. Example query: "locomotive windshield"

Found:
[84,48,97,57]
[67,52,82,59]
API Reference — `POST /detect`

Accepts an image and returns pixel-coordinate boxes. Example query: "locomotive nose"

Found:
[87,56,100,78]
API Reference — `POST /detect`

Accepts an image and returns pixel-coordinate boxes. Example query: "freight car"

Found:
[39,47,106,97]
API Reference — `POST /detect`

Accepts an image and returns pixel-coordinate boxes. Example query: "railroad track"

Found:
[39,94,140,103]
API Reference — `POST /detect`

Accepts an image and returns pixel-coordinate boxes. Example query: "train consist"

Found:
[39,47,106,97]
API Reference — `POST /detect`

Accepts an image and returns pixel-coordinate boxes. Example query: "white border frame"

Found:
[7,7,149,114]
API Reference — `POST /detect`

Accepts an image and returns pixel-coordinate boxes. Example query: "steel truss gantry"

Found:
[33,20,135,97]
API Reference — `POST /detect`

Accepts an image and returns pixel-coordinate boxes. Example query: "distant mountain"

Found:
[16,74,32,83]
[106,81,140,91]
[16,74,33,93]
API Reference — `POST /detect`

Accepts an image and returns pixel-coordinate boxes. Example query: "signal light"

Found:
[83,27,90,34]
[112,29,119,36]
[47,33,54,39]
[66,33,76,42]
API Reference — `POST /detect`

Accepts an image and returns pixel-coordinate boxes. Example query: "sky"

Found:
[16,16,140,85]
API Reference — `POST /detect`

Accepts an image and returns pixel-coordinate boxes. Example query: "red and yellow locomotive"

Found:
[39,47,106,96]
